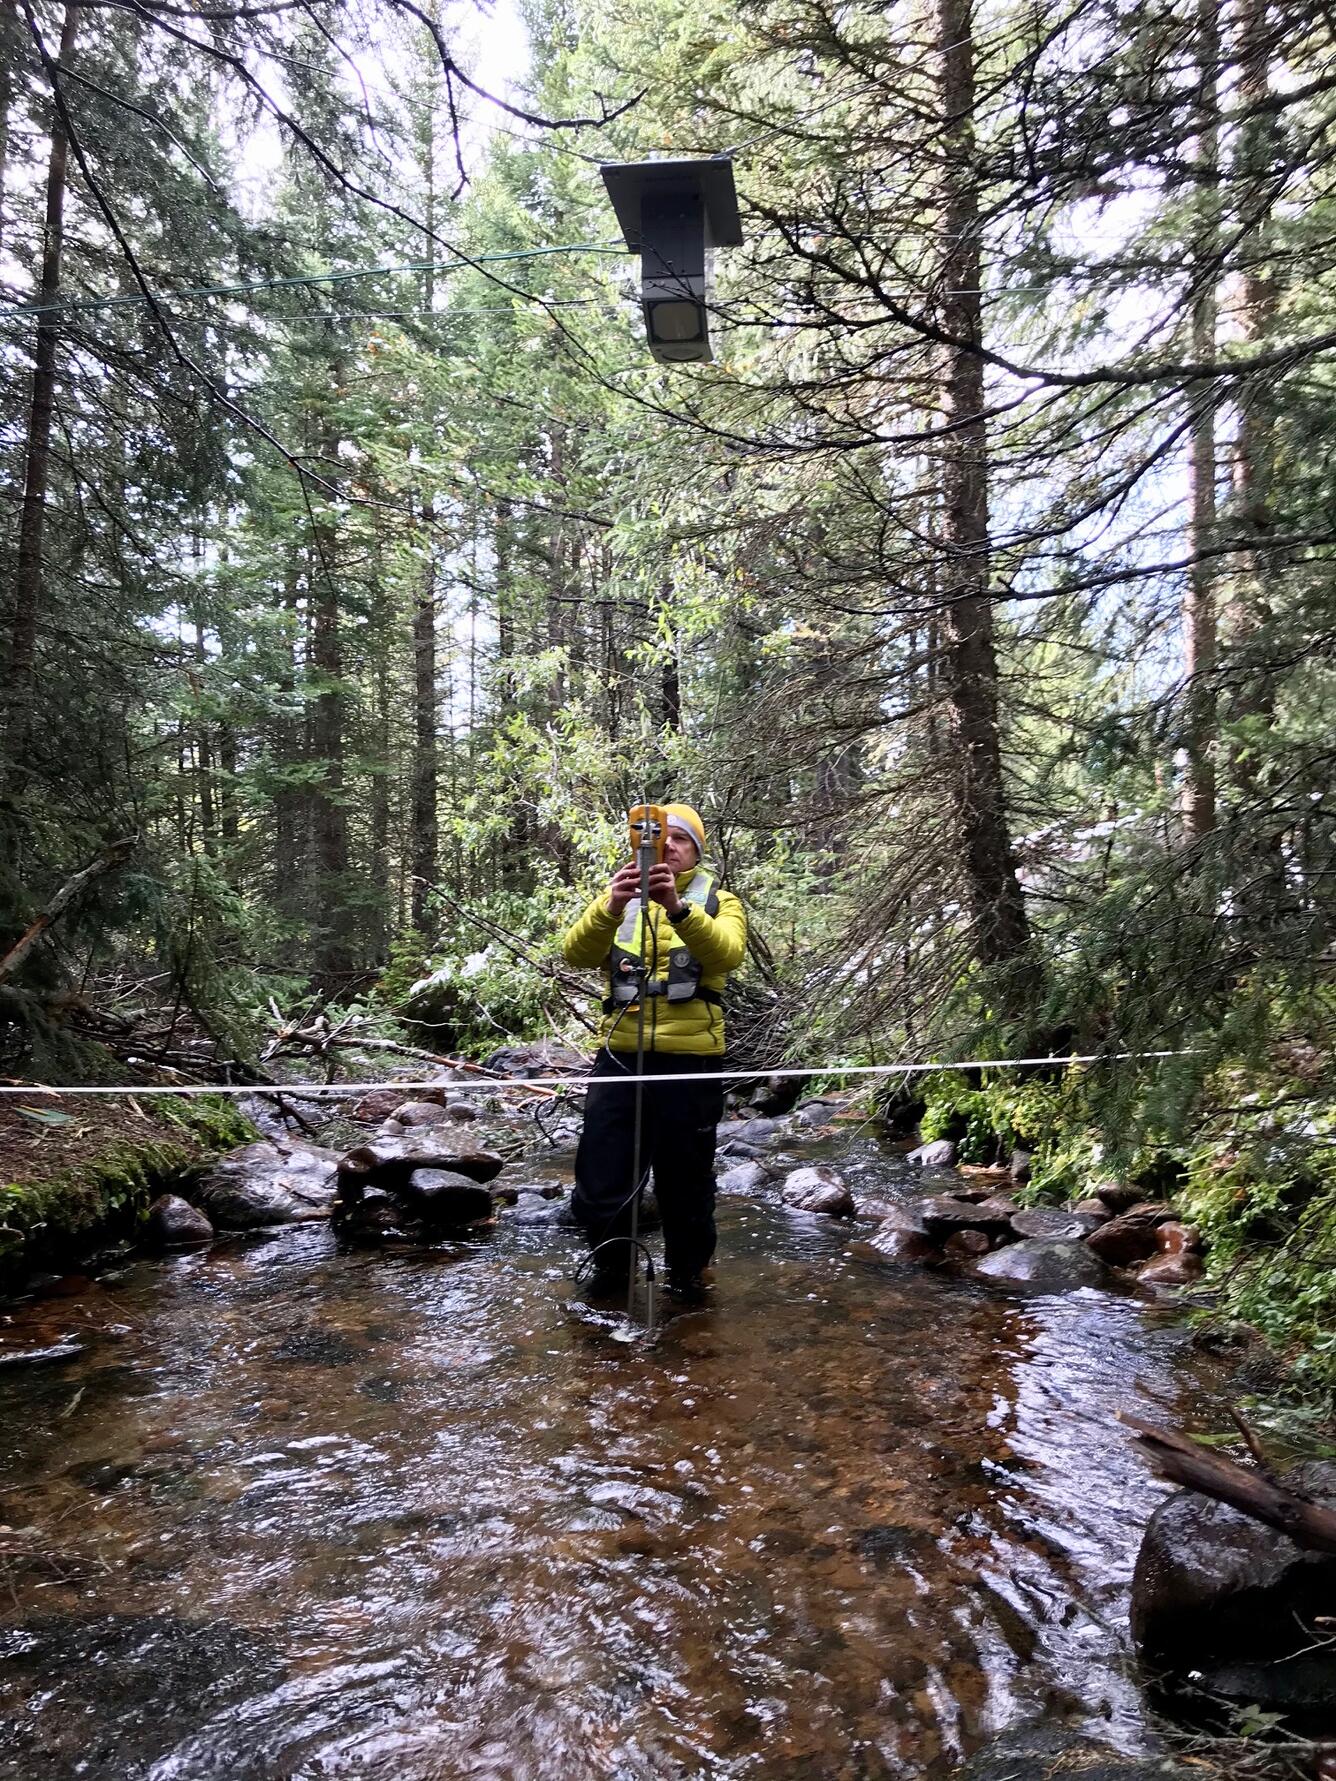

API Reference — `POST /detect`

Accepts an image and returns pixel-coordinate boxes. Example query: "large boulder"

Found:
[506,1194,577,1226]
[1131,1461,1336,1713]
[143,1194,214,1250]
[389,1100,452,1127]
[389,1097,481,1127]
[907,1138,956,1168]
[719,1117,783,1151]
[1009,1206,1091,1242]
[971,1237,1110,1291]
[717,1160,772,1195]
[749,1076,805,1117]
[398,1170,495,1227]
[780,1165,855,1218]
[482,1041,585,1078]
[919,1194,1015,1237]
[1085,1202,1175,1267]
[863,1224,940,1264]
[195,1142,340,1228]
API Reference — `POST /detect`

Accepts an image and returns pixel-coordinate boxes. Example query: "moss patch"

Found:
[0,1092,257,1297]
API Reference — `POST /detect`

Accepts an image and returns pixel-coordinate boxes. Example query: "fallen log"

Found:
[1121,1413,1336,1555]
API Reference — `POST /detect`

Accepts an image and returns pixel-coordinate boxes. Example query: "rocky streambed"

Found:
[0,1062,1327,1778]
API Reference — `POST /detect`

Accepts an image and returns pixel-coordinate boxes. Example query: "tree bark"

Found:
[274,546,304,911]
[368,537,391,965]
[932,0,1030,969]
[411,507,439,933]
[310,509,351,988]
[4,1,79,775]
[1225,0,1278,792]
[0,0,20,258]
[1179,0,1221,843]
[1123,1416,1336,1555]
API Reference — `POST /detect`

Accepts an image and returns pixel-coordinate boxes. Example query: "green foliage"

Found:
[397,890,581,1056]
[1178,1058,1336,1397]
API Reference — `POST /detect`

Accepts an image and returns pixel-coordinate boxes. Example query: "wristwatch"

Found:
[668,904,692,924]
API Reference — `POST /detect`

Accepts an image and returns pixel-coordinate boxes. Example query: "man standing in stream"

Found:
[560,803,748,1302]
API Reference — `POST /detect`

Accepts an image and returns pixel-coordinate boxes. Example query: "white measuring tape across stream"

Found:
[0,1052,1193,1098]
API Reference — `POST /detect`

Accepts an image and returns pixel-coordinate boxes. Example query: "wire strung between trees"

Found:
[0,1051,1194,1098]
[0,243,627,322]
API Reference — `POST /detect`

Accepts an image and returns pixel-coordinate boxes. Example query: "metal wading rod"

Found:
[626,806,655,1321]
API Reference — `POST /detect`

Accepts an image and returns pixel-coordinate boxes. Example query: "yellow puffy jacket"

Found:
[561,870,747,1057]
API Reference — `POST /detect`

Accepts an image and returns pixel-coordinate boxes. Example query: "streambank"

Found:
[0,1093,256,1298]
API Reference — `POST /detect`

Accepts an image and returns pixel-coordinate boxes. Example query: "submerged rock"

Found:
[971,1237,1110,1291]
[780,1165,855,1217]
[143,1194,214,1250]
[195,1142,340,1228]
[1131,1460,1336,1714]
[953,1725,1196,1779]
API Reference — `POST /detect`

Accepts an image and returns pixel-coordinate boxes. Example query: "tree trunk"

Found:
[274,546,304,911]
[192,620,216,853]
[659,581,682,734]
[1179,0,1221,843]
[368,539,391,965]
[932,0,1030,969]
[1225,0,1278,792]
[310,575,350,987]
[411,509,439,933]
[309,444,352,990]
[0,0,21,258]
[3,1,79,774]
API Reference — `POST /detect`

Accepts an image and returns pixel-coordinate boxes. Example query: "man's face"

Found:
[663,828,700,874]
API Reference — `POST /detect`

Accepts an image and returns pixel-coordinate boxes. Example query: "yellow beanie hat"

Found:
[663,803,706,859]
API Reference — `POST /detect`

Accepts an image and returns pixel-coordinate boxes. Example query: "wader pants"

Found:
[572,1049,724,1282]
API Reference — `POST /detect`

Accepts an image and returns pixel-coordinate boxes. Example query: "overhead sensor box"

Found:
[600,158,743,364]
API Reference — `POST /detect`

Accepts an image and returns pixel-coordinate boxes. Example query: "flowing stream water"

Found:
[0,1141,1227,1779]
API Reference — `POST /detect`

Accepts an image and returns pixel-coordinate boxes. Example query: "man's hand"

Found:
[605,861,684,917]
[647,863,684,915]
[605,862,643,917]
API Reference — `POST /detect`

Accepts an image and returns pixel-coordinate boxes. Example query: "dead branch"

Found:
[0,837,136,986]
[1121,1414,1336,1554]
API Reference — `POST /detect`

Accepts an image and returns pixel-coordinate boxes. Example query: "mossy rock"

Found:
[0,1095,257,1297]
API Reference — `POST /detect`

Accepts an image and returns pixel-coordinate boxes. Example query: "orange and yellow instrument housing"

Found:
[627,804,667,864]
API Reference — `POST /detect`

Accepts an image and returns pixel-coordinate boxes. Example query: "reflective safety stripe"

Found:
[607,869,720,1005]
